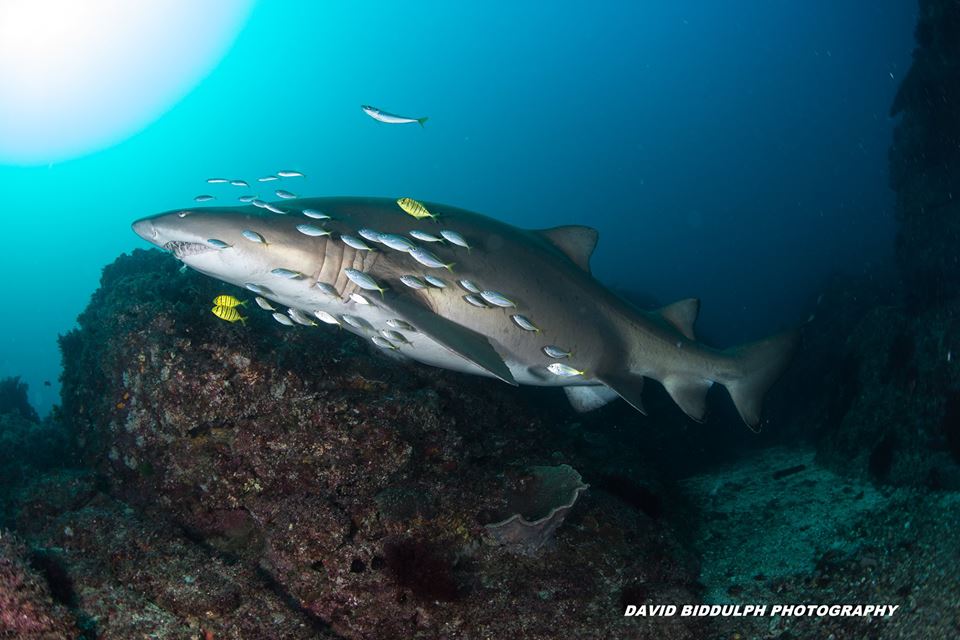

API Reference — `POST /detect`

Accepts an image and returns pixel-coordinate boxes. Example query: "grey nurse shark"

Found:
[132,196,797,427]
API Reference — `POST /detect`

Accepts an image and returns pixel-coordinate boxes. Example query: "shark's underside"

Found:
[133,197,797,426]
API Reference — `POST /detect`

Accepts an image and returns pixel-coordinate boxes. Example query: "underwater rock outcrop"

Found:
[889,0,960,308]
[55,249,706,639]
[809,0,960,489]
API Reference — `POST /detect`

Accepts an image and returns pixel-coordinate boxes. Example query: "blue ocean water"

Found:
[0,1,914,416]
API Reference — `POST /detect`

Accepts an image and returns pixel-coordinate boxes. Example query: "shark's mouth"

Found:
[164,240,214,260]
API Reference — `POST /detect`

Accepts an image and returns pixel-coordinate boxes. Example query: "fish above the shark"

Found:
[132,196,797,427]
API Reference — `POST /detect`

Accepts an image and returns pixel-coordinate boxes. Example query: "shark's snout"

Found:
[132,218,158,244]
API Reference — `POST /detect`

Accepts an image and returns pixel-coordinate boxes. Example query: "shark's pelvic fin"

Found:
[377,294,518,386]
[563,385,620,412]
[656,298,700,340]
[597,372,646,414]
[661,375,712,422]
[721,329,799,427]
[535,225,599,273]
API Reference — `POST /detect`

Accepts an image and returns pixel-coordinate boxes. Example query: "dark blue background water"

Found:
[0,2,915,414]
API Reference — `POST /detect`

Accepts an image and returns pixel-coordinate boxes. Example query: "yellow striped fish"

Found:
[396,197,438,221]
[211,305,247,325]
[212,295,246,308]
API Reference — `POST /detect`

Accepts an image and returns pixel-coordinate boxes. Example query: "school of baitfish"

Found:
[133,178,797,427]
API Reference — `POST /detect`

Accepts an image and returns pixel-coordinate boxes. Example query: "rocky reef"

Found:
[803,0,960,491]
[3,248,703,639]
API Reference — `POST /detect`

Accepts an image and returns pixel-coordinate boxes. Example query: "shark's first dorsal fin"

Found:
[535,225,598,272]
[656,298,700,340]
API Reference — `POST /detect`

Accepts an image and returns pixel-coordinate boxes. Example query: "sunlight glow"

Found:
[0,0,254,165]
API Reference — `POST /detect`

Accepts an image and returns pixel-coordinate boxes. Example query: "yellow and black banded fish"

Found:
[211,305,246,325]
[396,197,438,221]
[212,295,246,308]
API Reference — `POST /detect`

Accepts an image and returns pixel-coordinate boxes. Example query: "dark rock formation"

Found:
[0,532,80,639]
[53,248,707,639]
[889,0,960,309]
[811,0,960,489]
[817,302,960,488]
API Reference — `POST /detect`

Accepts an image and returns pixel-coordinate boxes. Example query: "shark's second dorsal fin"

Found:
[535,225,598,272]
[656,298,700,340]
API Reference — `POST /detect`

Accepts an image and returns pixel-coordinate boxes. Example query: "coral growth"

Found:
[484,464,588,555]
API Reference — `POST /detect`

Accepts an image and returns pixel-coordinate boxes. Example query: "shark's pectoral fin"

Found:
[661,375,712,422]
[563,385,620,412]
[534,225,599,273]
[596,373,646,414]
[655,298,700,340]
[377,295,518,386]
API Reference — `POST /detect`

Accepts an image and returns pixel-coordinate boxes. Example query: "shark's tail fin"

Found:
[719,329,798,428]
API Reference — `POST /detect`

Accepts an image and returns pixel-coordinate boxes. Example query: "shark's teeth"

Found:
[163,240,214,259]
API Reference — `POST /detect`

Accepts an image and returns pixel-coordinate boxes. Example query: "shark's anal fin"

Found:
[378,295,518,386]
[534,225,599,273]
[597,372,646,414]
[564,385,620,412]
[656,298,700,340]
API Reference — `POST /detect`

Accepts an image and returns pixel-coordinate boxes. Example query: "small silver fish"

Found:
[423,275,447,288]
[238,195,256,203]
[252,199,267,208]
[341,235,375,251]
[271,268,304,279]
[206,239,231,249]
[241,229,267,244]
[463,294,489,308]
[194,194,214,202]
[296,224,331,237]
[302,209,330,220]
[255,296,275,311]
[400,275,428,290]
[314,282,339,297]
[440,229,470,250]
[372,335,399,350]
[314,310,340,325]
[511,314,540,332]
[272,312,294,326]
[258,175,279,182]
[409,247,453,271]
[349,293,371,305]
[288,308,317,326]
[480,290,515,308]
[409,230,444,243]
[358,228,384,243]
[341,314,369,330]
[459,279,481,293]
[380,234,417,252]
[277,170,304,178]
[386,319,417,332]
[345,269,386,295]
[542,345,572,359]
[245,282,273,295]
[230,179,249,187]
[547,362,585,377]
[275,189,296,199]
[361,105,428,127]
[207,178,229,184]
[380,329,411,344]
[264,203,287,214]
